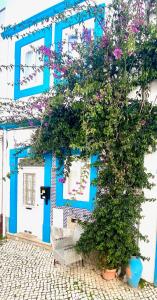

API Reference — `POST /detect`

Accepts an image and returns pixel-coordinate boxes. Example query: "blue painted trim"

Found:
[56,155,98,211]
[42,153,52,243]
[14,26,52,100]
[9,147,52,243]
[154,237,157,286]
[9,147,30,233]
[1,0,86,39]
[0,123,22,130]
[54,4,105,85]
[0,119,40,130]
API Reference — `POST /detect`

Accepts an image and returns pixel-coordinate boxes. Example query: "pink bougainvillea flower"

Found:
[82,27,92,43]
[71,42,78,51]
[58,178,65,183]
[39,46,51,57]
[44,122,49,127]
[113,48,123,60]
[129,24,140,33]
[53,73,63,79]
[101,35,109,47]
[28,120,34,126]
[81,185,86,189]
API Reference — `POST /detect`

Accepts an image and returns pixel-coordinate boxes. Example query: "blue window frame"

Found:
[56,155,98,211]
[14,26,52,100]
[1,1,87,39]
[54,3,105,85]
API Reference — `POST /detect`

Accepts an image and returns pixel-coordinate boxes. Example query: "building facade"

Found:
[0,0,156,285]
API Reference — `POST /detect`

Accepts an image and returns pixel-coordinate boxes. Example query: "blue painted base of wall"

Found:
[42,153,52,243]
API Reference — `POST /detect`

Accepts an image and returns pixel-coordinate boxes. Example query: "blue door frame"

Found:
[9,147,52,243]
[154,237,157,286]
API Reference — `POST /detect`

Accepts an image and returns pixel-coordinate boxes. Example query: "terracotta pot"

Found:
[101,268,117,280]
[126,266,131,277]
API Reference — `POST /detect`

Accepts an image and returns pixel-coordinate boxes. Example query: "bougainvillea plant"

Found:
[1,0,157,270]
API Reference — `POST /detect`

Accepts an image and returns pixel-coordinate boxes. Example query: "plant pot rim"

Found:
[104,268,117,272]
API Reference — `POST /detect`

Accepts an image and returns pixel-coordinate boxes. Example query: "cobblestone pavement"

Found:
[0,240,157,300]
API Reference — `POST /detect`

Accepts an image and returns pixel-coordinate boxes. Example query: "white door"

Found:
[17,166,44,240]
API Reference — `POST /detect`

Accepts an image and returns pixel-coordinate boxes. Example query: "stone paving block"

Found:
[0,240,157,300]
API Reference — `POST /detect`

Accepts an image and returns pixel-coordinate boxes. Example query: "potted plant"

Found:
[101,268,117,280]
[76,193,143,282]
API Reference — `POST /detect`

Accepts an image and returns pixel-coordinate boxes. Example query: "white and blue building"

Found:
[0,0,156,285]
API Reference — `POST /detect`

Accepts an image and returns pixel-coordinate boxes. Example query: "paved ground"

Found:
[0,240,157,300]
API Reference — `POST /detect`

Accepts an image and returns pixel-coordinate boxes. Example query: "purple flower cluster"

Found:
[28,120,34,126]
[113,48,123,60]
[58,178,65,183]
[82,27,92,43]
[39,45,51,57]
[101,35,109,48]
[129,24,140,33]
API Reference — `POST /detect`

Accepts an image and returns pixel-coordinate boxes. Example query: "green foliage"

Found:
[32,0,157,269]
[139,278,148,289]
[19,157,44,167]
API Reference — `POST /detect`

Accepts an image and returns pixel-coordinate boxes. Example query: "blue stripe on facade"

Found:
[0,120,40,130]
[14,26,52,100]
[56,155,98,211]
[1,0,87,39]
[154,237,157,286]
[42,153,52,243]
[9,147,29,233]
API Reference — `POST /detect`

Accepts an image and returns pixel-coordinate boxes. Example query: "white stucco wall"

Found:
[129,81,157,282]
[0,130,3,215]
[129,80,157,281]
[139,151,157,283]
[5,0,107,25]
[2,128,35,222]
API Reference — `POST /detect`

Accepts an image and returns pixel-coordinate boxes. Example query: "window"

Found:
[24,49,41,80]
[60,18,95,59]
[56,155,98,210]
[68,34,78,55]
[63,159,90,201]
[24,50,34,77]
[23,173,36,206]
[14,26,52,99]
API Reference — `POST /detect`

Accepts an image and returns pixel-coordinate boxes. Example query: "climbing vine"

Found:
[31,0,157,269]
[1,0,157,270]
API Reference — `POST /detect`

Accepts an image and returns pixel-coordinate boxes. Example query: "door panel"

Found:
[17,166,44,240]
